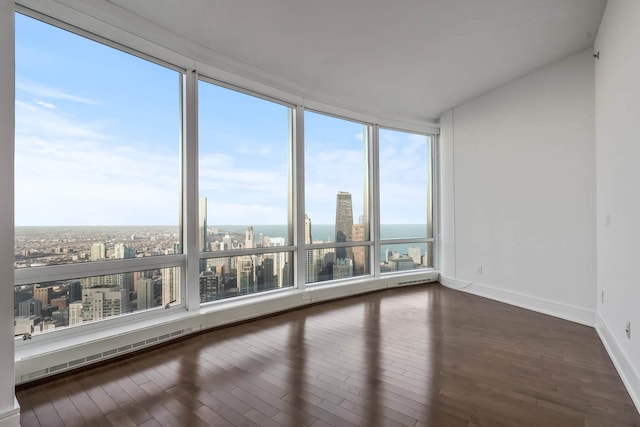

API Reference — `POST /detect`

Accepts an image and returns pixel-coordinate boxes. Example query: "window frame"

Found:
[376,126,437,274]
[301,109,375,285]
[195,76,297,302]
[13,8,189,336]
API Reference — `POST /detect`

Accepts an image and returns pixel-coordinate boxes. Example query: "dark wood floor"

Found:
[16,283,640,426]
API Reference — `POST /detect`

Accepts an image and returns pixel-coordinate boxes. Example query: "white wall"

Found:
[440,49,597,325]
[0,1,20,426]
[594,0,640,409]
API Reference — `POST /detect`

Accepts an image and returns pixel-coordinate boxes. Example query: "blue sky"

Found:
[15,13,429,228]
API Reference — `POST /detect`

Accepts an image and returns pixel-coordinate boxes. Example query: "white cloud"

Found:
[15,96,180,226]
[16,79,101,106]
[35,100,56,109]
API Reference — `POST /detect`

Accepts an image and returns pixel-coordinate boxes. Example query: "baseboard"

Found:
[0,398,20,427]
[596,313,640,413]
[439,275,595,326]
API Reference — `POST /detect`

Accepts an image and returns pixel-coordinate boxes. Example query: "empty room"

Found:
[1,0,639,426]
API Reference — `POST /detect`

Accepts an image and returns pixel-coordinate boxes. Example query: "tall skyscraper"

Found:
[305,214,312,244]
[199,196,208,252]
[245,226,254,249]
[335,191,353,260]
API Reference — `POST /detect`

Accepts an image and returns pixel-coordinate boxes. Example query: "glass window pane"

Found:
[304,111,368,277]
[200,252,293,302]
[380,243,433,272]
[379,129,430,239]
[305,246,370,284]
[14,14,182,267]
[198,82,291,252]
[14,267,181,337]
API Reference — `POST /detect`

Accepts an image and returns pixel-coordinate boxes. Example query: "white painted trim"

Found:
[596,312,640,413]
[438,275,471,289]
[0,399,20,427]
[439,275,595,326]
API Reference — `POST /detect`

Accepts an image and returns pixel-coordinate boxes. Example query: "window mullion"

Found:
[294,105,306,291]
[371,124,381,278]
[184,69,200,311]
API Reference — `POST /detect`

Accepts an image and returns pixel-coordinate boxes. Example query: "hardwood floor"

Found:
[16,283,640,426]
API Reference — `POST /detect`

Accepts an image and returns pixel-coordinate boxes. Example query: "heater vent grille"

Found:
[20,327,191,383]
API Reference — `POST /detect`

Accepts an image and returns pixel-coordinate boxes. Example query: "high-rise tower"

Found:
[304,214,312,244]
[335,191,353,260]
[245,226,254,249]
[199,196,208,252]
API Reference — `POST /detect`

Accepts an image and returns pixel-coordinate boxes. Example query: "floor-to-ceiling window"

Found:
[13,12,183,336]
[303,111,371,283]
[197,80,294,301]
[378,128,434,272]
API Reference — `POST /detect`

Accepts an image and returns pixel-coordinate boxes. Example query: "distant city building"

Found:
[113,243,135,259]
[50,296,68,311]
[33,285,52,308]
[81,288,128,322]
[282,262,291,287]
[269,237,286,287]
[82,273,125,289]
[408,246,422,266]
[245,226,254,249]
[68,281,82,303]
[137,277,155,311]
[335,192,353,261]
[305,214,312,244]
[90,242,107,261]
[385,249,400,262]
[352,223,366,275]
[333,258,353,280]
[305,249,317,284]
[69,302,83,326]
[222,234,232,251]
[238,255,255,294]
[199,270,219,302]
[14,316,41,336]
[261,256,275,290]
[389,255,415,271]
[162,266,180,306]
[18,298,42,317]
[199,196,208,252]
[172,242,181,254]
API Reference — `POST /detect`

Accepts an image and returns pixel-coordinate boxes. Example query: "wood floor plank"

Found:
[16,284,640,427]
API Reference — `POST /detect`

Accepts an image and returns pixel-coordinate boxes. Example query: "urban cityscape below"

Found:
[14,193,430,338]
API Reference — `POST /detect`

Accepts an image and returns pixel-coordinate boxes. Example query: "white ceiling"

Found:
[106,0,607,123]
